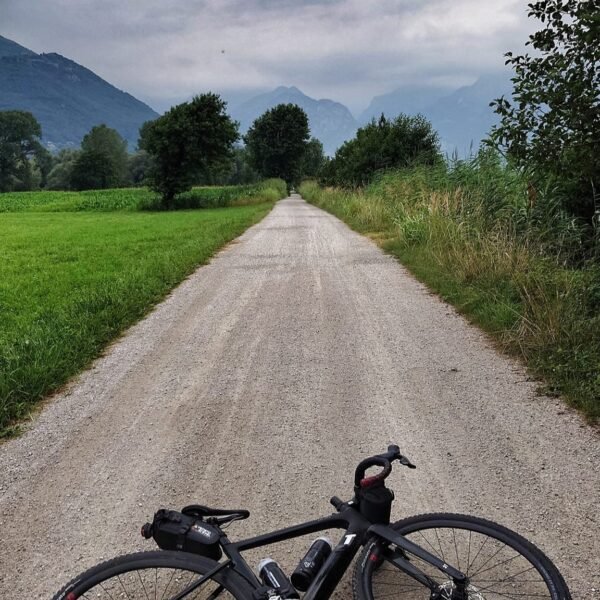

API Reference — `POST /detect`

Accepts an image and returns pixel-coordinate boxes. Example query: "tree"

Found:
[139,94,239,208]
[300,137,325,178]
[46,149,80,190]
[321,114,441,187]
[226,146,260,185]
[70,125,128,190]
[34,146,53,189]
[490,0,600,221]
[244,103,310,190]
[0,110,46,192]
[128,150,152,186]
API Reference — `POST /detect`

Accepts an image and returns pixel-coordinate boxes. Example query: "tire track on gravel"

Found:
[0,195,597,598]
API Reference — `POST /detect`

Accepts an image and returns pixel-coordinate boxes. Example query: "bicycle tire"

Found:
[51,550,255,600]
[353,512,571,600]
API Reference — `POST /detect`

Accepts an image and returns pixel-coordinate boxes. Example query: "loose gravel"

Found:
[0,195,598,598]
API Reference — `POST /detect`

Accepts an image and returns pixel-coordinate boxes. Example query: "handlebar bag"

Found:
[358,485,394,524]
[146,509,223,560]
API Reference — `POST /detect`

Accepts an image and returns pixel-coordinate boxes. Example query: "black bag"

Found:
[358,485,394,524]
[142,509,222,560]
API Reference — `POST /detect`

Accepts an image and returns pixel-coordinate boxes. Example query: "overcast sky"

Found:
[0,0,534,114]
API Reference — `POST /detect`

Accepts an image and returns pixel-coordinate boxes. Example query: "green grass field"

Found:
[0,182,285,437]
[0,180,285,213]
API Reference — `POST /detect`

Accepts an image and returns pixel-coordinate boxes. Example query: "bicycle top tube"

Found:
[219,500,372,597]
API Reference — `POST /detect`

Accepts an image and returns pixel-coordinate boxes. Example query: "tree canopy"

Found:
[46,149,80,191]
[140,94,239,207]
[490,0,600,221]
[0,110,47,192]
[320,114,441,187]
[70,124,129,190]
[300,137,325,179]
[244,103,310,190]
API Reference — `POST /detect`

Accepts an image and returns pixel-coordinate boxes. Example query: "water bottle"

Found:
[291,537,333,591]
[257,558,299,599]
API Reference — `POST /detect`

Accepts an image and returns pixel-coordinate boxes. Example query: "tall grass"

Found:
[301,157,599,420]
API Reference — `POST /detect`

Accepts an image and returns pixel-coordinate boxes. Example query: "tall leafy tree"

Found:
[70,124,129,190]
[321,114,440,187]
[226,146,260,185]
[46,149,80,190]
[139,94,239,208]
[0,110,46,192]
[490,0,600,221]
[300,137,325,178]
[244,104,310,190]
[128,151,152,186]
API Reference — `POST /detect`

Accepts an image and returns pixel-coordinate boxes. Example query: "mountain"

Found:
[230,86,357,155]
[360,74,513,155]
[0,35,158,150]
[425,75,513,154]
[0,36,36,58]
[360,84,449,124]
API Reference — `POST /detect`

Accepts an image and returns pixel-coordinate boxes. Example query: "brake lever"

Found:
[385,445,416,469]
[399,455,416,469]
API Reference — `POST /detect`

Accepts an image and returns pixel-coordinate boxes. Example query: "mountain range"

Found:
[0,35,158,150]
[360,74,513,155]
[0,35,511,156]
[229,86,358,156]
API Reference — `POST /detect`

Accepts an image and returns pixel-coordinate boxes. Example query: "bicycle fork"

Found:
[368,525,469,599]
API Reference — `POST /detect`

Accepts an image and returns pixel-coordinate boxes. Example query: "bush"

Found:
[320,114,441,187]
[490,0,600,222]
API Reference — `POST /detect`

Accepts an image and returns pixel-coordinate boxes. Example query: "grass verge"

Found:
[0,190,282,437]
[300,171,599,421]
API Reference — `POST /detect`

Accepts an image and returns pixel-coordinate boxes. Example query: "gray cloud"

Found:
[0,0,533,113]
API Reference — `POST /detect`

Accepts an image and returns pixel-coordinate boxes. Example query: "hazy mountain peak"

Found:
[359,74,513,155]
[0,36,158,150]
[0,35,36,58]
[274,85,303,95]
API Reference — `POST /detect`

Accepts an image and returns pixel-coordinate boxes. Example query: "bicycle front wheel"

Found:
[353,513,571,600]
[52,550,254,600]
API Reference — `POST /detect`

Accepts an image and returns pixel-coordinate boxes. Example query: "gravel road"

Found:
[0,195,598,598]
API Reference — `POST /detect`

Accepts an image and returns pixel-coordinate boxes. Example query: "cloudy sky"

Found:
[0,0,534,113]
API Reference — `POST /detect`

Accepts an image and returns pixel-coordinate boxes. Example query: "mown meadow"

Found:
[0,180,286,436]
[301,159,599,421]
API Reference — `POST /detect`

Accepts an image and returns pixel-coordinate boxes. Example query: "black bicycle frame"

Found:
[221,503,368,600]
[173,501,468,600]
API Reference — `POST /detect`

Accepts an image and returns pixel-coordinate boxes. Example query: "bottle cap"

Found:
[314,536,333,549]
[257,557,277,575]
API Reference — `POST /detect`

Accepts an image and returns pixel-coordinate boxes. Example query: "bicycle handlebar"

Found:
[354,445,415,490]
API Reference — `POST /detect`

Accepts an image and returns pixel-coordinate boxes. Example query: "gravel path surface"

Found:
[0,195,598,598]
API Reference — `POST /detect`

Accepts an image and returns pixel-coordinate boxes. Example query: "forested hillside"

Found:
[0,35,158,149]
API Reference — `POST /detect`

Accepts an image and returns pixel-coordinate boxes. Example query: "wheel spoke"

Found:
[471,551,526,578]
[160,569,177,600]
[363,518,564,600]
[56,556,241,600]
[137,569,151,600]
[432,527,446,563]
[466,530,472,576]
[451,528,461,573]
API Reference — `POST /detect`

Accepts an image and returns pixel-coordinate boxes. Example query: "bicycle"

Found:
[52,444,572,599]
